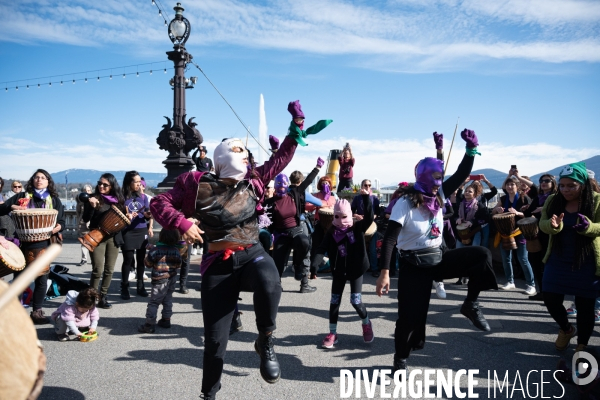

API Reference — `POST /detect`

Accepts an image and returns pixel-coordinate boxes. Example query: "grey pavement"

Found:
[11,239,596,399]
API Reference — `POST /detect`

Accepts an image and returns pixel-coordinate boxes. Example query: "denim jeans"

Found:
[455,231,482,248]
[500,238,535,287]
[369,232,381,271]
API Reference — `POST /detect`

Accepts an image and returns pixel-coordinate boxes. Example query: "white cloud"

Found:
[1,129,597,184]
[1,0,598,71]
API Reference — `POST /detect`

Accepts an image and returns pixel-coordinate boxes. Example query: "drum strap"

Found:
[493,228,522,248]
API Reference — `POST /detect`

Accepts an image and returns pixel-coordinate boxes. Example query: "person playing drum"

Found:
[492,176,537,296]
[306,175,337,279]
[454,184,489,248]
[0,169,65,324]
[82,173,126,309]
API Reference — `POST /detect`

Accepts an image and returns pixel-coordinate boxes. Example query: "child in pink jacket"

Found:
[51,288,100,342]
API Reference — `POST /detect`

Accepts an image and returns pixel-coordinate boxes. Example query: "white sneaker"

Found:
[143,272,150,281]
[524,285,537,296]
[128,271,136,281]
[198,248,203,255]
[191,248,197,255]
[499,282,516,290]
[433,281,446,299]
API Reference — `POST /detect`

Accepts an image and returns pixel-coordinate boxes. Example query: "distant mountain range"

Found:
[51,169,167,188]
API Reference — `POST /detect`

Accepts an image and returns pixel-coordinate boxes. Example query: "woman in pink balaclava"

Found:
[376,129,498,376]
[311,188,375,349]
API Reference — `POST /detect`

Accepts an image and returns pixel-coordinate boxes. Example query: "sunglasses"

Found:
[363,184,371,187]
[539,179,552,184]
[13,185,22,188]
[97,181,111,188]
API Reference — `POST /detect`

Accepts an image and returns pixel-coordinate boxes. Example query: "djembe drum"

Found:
[456,223,473,245]
[0,239,26,278]
[492,212,518,250]
[364,221,378,245]
[11,209,58,243]
[517,217,542,253]
[318,208,334,231]
[79,205,130,252]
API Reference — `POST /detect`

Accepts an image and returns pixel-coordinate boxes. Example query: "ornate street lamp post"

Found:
[156,2,203,189]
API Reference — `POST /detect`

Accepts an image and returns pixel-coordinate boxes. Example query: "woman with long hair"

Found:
[337,143,355,193]
[523,174,558,300]
[492,176,536,296]
[306,175,337,279]
[540,162,600,352]
[82,173,126,309]
[120,171,152,300]
[0,169,65,324]
[376,130,497,374]
[455,183,489,248]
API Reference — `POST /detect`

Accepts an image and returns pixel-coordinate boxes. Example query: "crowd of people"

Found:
[1,100,599,400]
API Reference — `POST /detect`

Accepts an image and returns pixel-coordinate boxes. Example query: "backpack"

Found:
[48,265,90,295]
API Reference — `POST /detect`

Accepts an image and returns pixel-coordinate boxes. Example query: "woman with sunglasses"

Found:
[492,176,536,296]
[120,171,152,300]
[523,174,558,300]
[82,174,126,309]
[539,162,600,352]
[5,180,23,200]
[0,169,65,324]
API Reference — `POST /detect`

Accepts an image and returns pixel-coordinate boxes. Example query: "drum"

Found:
[0,239,26,278]
[318,208,334,231]
[78,205,131,252]
[364,221,377,244]
[456,223,473,245]
[517,217,542,253]
[11,209,58,243]
[0,280,46,400]
[492,212,518,250]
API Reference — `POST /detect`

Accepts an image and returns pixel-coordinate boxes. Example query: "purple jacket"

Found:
[151,135,298,235]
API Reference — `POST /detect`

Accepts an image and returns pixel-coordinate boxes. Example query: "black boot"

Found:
[179,283,189,294]
[460,300,491,331]
[120,282,130,300]
[98,294,112,309]
[229,311,243,335]
[393,356,408,379]
[137,280,148,297]
[254,331,281,383]
[299,277,316,293]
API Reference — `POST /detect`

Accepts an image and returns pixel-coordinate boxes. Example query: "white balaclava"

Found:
[213,138,249,180]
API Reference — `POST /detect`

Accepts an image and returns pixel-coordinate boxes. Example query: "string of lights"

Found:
[2,62,173,91]
[151,0,170,26]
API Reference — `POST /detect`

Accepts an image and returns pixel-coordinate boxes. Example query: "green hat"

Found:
[559,161,588,184]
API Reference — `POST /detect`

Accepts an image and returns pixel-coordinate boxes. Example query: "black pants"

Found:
[121,248,147,283]
[180,252,189,286]
[395,246,497,359]
[528,250,545,292]
[543,291,596,346]
[201,245,282,396]
[14,270,49,311]
[329,274,367,324]
[337,178,353,193]
[273,227,310,279]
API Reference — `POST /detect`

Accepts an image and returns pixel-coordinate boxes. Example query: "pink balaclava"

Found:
[333,199,353,229]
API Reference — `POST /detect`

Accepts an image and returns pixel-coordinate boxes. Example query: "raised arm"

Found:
[442,129,479,195]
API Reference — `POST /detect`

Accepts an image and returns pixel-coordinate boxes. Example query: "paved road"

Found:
[11,239,596,399]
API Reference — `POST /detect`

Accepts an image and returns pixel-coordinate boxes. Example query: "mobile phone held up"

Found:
[511,165,517,170]
[469,174,483,181]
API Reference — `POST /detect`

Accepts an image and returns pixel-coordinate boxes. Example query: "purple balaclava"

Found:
[288,100,305,130]
[274,173,290,197]
[414,157,444,195]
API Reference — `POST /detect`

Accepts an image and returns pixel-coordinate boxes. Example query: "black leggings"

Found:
[273,228,310,278]
[121,247,147,283]
[543,291,596,345]
[329,275,367,324]
[201,245,281,397]
[14,270,49,311]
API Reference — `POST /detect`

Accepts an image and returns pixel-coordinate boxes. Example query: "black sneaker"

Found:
[393,356,408,379]
[179,284,189,294]
[229,312,243,335]
[138,323,155,333]
[98,295,112,309]
[254,332,281,383]
[299,283,317,293]
[157,319,171,329]
[460,301,491,331]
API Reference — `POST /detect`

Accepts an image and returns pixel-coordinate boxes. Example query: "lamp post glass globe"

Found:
[170,20,186,40]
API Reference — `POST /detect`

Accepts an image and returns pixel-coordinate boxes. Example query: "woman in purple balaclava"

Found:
[375,129,498,376]
[311,189,375,348]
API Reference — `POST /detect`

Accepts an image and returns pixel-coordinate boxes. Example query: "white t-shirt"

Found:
[389,193,445,251]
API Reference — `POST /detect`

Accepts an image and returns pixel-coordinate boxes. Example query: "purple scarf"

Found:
[321,185,331,201]
[332,226,351,243]
[421,194,441,217]
[538,192,550,207]
[101,194,119,204]
[459,198,478,222]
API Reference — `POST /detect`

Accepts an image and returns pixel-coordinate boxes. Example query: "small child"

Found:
[51,288,100,342]
[138,229,183,333]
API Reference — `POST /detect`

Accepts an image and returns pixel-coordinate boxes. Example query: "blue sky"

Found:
[1,0,599,186]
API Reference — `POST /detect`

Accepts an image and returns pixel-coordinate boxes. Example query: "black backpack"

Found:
[48,265,90,296]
